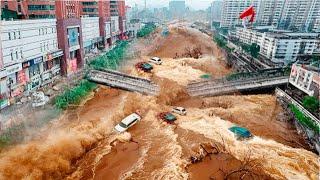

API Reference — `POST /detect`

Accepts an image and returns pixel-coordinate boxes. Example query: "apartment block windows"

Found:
[28,5,55,11]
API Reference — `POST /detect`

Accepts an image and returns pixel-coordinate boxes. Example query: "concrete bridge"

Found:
[187,76,288,97]
[87,69,160,96]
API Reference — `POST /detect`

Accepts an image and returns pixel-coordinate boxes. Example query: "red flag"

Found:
[239,5,255,23]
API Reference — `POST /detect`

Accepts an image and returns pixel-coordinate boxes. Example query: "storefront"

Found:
[67,27,81,76]
[27,56,43,91]
[0,69,9,109]
[42,49,63,86]
[5,63,23,98]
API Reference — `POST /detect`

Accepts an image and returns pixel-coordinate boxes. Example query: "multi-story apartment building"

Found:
[210,0,223,28]
[0,19,62,106]
[220,0,260,28]
[235,27,320,64]
[276,0,319,32]
[219,0,320,32]
[169,0,186,19]
[256,0,285,27]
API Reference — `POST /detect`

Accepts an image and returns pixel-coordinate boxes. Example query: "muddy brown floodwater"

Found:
[0,22,318,180]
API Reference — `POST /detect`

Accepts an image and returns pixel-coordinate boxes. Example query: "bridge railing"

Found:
[275,88,320,125]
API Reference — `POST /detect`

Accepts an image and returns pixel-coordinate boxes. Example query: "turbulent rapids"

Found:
[0,23,318,180]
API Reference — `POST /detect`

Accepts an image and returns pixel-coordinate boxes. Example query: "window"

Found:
[18,31,21,39]
[20,49,23,59]
[15,51,18,59]
[28,5,55,11]
[13,32,16,39]
[82,2,97,6]
[8,33,11,40]
[40,43,43,52]
[18,4,21,12]
[10,52,13,60]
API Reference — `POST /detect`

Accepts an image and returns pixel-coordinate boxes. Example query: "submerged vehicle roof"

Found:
[229,126,252,138]
[165,113,177,121]
[151,57,161,60]
[142,63,153,70]
[121,113,141,125]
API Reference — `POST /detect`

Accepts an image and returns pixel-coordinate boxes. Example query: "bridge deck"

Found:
[187,76,288,97]
[87,69,160,96]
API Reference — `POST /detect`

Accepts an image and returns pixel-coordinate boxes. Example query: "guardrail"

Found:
[275,88,320,125]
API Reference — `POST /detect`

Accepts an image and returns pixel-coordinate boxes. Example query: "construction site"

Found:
[0,22,318,180]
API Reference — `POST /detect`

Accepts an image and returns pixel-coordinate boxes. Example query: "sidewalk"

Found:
[0,71,84,132]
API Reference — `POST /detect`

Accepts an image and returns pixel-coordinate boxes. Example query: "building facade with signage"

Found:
[289,64,320,98]
[81,16,101,56]
[55,1,84,76]
[0,19,62,103]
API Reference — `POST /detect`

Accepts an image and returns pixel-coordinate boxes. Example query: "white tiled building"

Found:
[235,27,320,64]
[220,0,320,32]
[0,19,63,106]
[210,0,223,29]
[220,0,261,28]
[81,16,101,55]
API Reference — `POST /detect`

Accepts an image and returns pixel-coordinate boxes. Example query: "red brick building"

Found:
[118,0,126,39]
[55,1,84,76]
[98,0,111,48]
[0,0,28,19]
[27,0,55,19]
[80,0,99,17]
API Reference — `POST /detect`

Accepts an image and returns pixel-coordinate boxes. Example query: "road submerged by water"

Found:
[0,23,318,180]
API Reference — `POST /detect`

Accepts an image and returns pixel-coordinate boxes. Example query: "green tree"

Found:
[137,23,156,38]
[249,43,260,58]
[213,34,227,48]
[303,96,320,114]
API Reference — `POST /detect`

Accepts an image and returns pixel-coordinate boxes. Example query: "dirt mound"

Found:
[150,26,222,58]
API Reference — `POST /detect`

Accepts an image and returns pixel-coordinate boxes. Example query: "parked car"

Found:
[172,107,187,115]
[149,57,162,65]
[114,113,141,132]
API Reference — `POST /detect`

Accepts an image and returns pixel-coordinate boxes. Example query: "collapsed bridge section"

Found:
[87,69,160,96]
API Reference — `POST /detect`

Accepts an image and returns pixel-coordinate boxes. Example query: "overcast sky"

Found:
[126,0,212,10]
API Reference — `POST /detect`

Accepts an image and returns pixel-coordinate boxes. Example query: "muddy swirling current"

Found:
[0,24,318,180]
